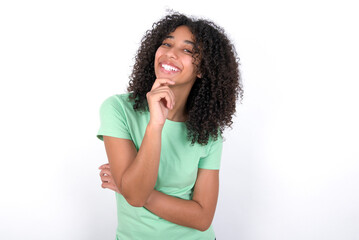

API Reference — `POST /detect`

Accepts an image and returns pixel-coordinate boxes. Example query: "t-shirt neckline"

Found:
[165,118,186,125]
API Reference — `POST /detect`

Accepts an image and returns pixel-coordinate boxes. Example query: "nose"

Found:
[166,47,178,59]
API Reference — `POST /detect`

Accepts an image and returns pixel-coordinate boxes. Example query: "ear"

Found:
[197,72,202,78]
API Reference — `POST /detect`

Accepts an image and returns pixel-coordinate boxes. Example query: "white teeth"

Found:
[162,64,179,72]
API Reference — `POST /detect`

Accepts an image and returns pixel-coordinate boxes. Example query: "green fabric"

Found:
[97,93,223,240]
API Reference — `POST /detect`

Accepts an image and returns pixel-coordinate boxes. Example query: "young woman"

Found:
[97,13,243,240]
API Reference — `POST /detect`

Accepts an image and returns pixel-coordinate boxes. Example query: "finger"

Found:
[168,87,175,108]
[158,90,173,109]
[101,175,112,182]
[101,182,120,193]
[156,86,176,108]
[101,182,117,191]
[98,163,110,169]
[100,173,111,181]
[151,79,175,90]
[151,87,175,109]
[99,167,111,174]
[99,168,112,176]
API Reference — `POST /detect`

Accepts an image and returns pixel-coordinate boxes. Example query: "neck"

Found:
[166,83,193,122]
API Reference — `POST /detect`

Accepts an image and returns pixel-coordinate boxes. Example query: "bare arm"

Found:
[103,124,162,207]
[99,165,220,231]
[103,79,175,207]
[143,168,219,231]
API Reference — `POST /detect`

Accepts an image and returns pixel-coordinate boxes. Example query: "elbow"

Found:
[119,178,149,207]
[193,203,214,231]
[196,218,212,232]
[120,184,147,207]
[197,224,211,232]
[124,196,146,207]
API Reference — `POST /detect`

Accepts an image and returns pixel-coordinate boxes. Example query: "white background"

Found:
[1,0,358,239]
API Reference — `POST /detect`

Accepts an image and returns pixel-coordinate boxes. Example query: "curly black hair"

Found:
[127,13,243,145]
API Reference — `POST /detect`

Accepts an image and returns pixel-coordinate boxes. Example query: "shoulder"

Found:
[202,131,223,158]
[97,93,136,141]
[101,92,132,104]
[100,93,134,112]
[206,131,223,150]
[197,132,223,170]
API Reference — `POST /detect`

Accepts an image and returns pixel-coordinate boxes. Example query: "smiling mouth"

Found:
[161,63,180,72]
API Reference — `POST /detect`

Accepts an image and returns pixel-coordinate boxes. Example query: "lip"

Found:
[159,61,181,74]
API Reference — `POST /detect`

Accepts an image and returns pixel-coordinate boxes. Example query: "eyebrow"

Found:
[165,36,195,46]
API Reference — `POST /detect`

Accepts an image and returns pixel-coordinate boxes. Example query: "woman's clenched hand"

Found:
[99,163,120,193]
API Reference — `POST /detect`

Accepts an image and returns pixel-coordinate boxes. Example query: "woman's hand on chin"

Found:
[146,78,176,127]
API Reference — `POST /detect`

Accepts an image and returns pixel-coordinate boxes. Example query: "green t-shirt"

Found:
[97,93,223,240]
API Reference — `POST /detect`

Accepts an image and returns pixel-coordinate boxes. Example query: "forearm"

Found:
[144,190,210,231]
[121,124,162,206]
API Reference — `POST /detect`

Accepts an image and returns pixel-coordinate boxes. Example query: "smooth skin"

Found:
[99,26,219,231]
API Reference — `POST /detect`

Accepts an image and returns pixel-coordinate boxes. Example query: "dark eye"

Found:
[184,49,193,54]
[162,43,171,47]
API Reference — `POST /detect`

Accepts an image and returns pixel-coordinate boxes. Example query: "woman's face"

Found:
[154,25,200,85]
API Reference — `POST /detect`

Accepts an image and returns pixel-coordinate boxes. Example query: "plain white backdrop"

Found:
[1,0,358,239]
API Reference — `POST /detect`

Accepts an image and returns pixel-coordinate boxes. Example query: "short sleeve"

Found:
[198,134,223,170]
[96,95,132,141]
